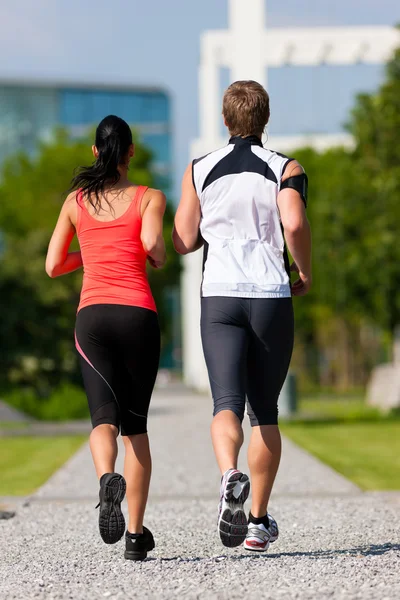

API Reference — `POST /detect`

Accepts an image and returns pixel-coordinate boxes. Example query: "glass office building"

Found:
[0,81,172,193]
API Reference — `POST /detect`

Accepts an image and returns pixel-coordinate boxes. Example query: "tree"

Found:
[349,47,400,337]
[290,146,378,389]
[289,41,400,388]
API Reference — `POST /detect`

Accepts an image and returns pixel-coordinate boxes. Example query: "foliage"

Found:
[289,147,385,388]
[4,384,89,421]
[0,129,180,400]
[348,47,400,334]
[289,48,400,388]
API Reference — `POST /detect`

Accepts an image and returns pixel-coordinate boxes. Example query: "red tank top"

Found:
[76,186,156,313]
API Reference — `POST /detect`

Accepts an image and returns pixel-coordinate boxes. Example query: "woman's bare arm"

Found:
[45,194,82,278]
[141,189,167,268]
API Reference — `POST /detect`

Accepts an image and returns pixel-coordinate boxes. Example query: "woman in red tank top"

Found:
[46,115,166,560]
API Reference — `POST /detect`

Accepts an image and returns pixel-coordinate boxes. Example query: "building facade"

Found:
[0,81,172,193]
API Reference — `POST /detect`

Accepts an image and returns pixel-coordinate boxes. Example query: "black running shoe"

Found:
[97,473,126,544]
[124,526,155,561]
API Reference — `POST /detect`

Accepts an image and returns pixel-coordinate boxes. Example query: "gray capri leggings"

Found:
[201,297,294,426]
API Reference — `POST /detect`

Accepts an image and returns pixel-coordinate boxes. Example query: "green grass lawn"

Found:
[0,436,87,496]
[281,395,400,490]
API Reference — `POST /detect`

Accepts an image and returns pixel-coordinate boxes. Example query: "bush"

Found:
[4,384,89,421]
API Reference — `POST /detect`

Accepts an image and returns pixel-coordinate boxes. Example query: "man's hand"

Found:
[290,262,312,296]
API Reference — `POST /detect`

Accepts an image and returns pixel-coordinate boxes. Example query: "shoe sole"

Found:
[244,540,271,552]
[218,471,250,548]
[99,474,126,545]
[124,550,148,561]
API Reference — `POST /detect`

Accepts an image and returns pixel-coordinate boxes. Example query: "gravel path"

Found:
[1,387,399,599]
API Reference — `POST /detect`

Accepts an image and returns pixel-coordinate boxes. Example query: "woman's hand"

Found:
[147,255,166,269]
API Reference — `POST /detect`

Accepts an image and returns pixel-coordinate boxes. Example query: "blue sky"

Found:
[0,0,399,198]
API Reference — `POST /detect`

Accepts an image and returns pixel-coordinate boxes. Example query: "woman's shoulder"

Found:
[139,187,166,217]
[65,190,79,204]
[63,191,80,226]
[144,186,165,197]
[141,187,166,204]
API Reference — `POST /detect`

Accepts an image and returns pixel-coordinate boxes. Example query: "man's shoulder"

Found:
[193,145,232,167]
[255,146,293,162]
[271,149,293,160]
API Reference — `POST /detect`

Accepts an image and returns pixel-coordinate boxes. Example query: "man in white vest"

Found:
[173,80,312,552]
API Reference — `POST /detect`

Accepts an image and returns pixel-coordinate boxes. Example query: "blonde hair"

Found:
[223,80,270,137]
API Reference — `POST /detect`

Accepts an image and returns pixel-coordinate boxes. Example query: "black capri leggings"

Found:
[201,297,294,426]
[75,304,160,436]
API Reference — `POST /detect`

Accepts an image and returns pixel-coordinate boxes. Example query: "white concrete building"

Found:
[183,0,400,391]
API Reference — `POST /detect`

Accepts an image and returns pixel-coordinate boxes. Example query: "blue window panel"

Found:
[120,93,148,123]
[0,86,172,180]
[0,86,58,164]
[60,90,92,125]
[88,92,109,121]
[142,93,170,123]
[141,133,171,164]
[116,93,143,122]
[60,89,170,127]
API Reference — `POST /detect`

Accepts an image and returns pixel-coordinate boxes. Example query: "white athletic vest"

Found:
[193,135,293,298]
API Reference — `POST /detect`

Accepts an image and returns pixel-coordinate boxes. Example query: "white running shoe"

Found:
[218,468,250,548]
[244,514,279,552]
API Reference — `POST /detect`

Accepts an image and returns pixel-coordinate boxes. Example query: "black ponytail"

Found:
[70,115,133,212]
